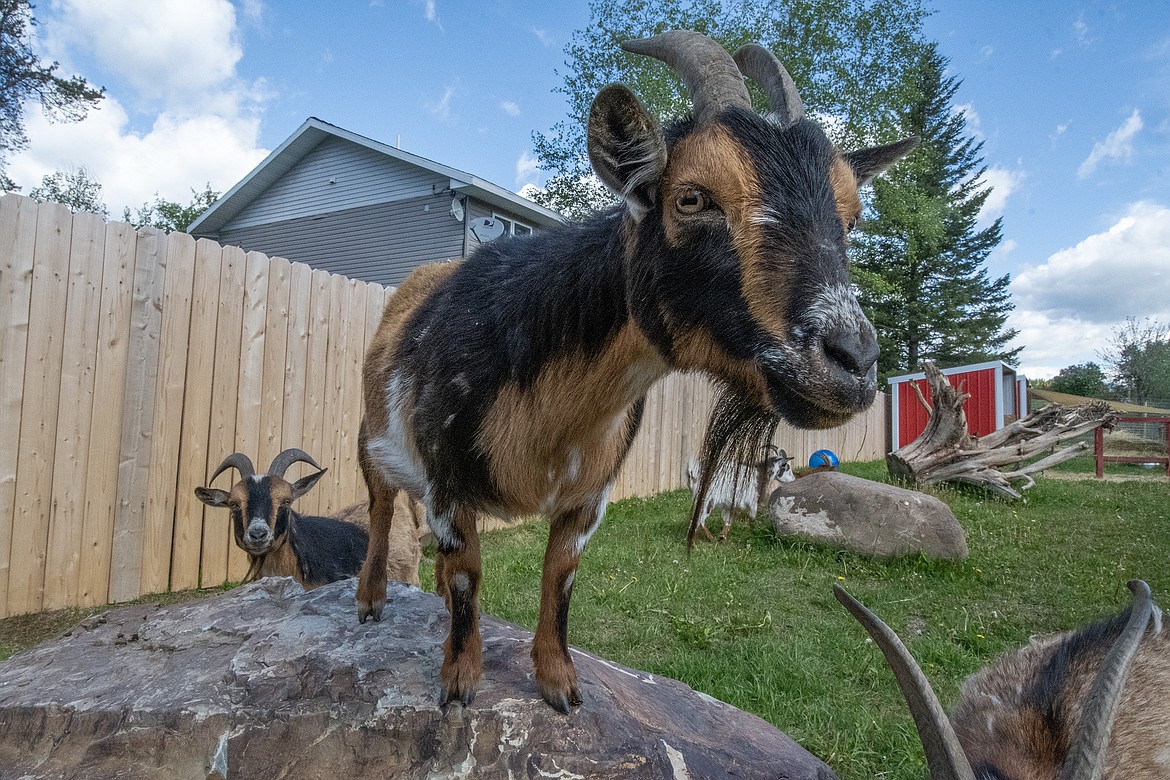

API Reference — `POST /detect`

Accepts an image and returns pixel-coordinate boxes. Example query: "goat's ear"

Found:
[587,84,667,221]
[194,487,229,507]
[845,136,919,187]
[290,467,327,500]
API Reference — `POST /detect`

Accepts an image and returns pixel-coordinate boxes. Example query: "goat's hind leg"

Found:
[356,435,398,623]
[532,499,606,712]
[434,505,483,706]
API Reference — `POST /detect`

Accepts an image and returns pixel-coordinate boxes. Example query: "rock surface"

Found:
[768,472,968,560]
[0,578,839,779]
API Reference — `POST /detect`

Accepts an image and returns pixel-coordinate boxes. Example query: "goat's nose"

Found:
[247,524,268,541]
[822,324,878,380]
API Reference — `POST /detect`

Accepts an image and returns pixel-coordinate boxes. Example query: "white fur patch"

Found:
[453,573,470,592]
[571,486,612,556]
[365,372,430,498]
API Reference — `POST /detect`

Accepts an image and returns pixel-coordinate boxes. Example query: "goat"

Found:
[835,580,1170,779]
[685,446,794,541]
[355,29,917,712]
[195,449,377,589]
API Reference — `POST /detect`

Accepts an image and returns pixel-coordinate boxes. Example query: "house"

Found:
[888,361,1028,451]
[188,117,565,287]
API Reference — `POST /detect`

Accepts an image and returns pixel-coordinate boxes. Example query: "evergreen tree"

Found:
[852,42,1019,380]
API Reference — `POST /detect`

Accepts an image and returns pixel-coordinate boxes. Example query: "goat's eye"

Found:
[676,189,708,215]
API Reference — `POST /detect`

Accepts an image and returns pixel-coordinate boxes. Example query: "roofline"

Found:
[189,117,565,235]
[887,360,1022,385]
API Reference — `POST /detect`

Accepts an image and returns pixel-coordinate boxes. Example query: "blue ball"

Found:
[809,449,839,469]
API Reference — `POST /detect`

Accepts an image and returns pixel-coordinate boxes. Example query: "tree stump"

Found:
[887,362,1119,499]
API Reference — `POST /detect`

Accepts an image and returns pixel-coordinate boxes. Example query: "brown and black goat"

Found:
[195,449,370,589]
[836,580,1170,779]
[356,30,918,712]
[685,445,794,541]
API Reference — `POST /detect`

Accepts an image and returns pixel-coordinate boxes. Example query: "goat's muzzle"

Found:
[243,520,274,553]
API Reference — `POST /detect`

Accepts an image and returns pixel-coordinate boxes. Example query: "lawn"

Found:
[2,461,1167,779]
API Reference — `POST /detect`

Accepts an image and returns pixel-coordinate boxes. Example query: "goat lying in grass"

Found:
[195,449,421,588]
[836,580,1169,779]
[356,29,917,712]
[685,446,793,541]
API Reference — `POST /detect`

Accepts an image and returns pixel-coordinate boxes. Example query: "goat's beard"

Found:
[686,381,779,549]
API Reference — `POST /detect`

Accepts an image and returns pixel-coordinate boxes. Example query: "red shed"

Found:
[888,361,1028,451]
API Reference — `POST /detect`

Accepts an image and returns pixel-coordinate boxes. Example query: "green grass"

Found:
[2,463,1167,779]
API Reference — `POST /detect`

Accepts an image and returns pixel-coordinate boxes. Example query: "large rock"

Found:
[768,472,968,560]
[0,578,838,779]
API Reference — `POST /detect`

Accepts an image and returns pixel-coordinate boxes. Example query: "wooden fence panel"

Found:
[200,245,245,587]
[77,221,138,607]
[259,256,292,469]
[8,203,72,615]
[43,212,105,610]
[299,269,332,516]
[170,238,224,591]
[140,233,198,596]
[281,261,313,469]
[0,195,39,618]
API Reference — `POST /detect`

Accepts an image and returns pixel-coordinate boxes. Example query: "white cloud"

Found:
[1078,109,1143,178]
[953,103,981,136]
[531,27,554,47]
[1073,12,1093,46]
[500,101,520,117]
[9,0,269,213]
[424,0,441,29]
[515,150,540,188]
[43,0,245,106]
[427,86,457,121]
[1009,201,1170,376]
[977,167,1024,226]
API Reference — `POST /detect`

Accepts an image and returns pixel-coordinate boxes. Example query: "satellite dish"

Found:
[469,217,505,243]
[450,198,464,221]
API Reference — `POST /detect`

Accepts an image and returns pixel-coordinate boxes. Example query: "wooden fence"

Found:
[0,193,885,617]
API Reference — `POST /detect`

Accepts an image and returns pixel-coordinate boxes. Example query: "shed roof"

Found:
[189,117,565,235]
[887,360,1021,385]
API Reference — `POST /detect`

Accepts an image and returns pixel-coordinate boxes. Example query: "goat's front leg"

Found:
[717,508,732,541]
[356,440,397,622]
[532,498,606,712]
[434,506,483,706]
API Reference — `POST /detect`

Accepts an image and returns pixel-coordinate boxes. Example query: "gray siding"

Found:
[227,137,447,230]
[217,192,465,287]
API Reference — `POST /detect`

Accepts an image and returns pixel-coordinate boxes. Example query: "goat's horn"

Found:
[834,585,977,780]
[1061,579,1156,780]
[621,30,751,122]
[267,448,322,478]
[732,44,805,125]
[209,452,255,484]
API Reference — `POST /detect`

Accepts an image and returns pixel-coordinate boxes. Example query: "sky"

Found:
[8,0,1170,380]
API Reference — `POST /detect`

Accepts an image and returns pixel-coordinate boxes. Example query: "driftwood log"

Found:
[887,362,1119,499]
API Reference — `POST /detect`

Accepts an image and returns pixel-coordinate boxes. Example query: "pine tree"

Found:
[852,42,1019,380]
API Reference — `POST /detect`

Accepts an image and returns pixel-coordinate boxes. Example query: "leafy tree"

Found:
[851,42,1019,380]
[1,0,104,190]
[1048,362,1113,399]
[123,185,219,234]
[530,0,927,218]
[1100,318,1170,407]
[28,164,107,216]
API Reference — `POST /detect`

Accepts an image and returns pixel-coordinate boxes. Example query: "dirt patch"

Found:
[1043,471,1168,483]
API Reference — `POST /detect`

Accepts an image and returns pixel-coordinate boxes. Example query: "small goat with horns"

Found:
[356,29,917,712]
[195,449,369,589]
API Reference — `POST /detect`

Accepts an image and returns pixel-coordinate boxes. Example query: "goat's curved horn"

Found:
[267,448,322,478]
[834,585,977,780]
[209,452,255,484]
[621,30,751,122]
[1061,579,1156,780]
[732,44,805,125]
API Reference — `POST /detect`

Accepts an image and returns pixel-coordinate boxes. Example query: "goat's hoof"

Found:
[538,681,582,714]
[356,601,384,624]
[440,681,476,708]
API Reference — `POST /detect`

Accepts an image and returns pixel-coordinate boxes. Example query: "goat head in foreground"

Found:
[356,29,917,713]
[195,449,369,588]
[835,581,1169,780]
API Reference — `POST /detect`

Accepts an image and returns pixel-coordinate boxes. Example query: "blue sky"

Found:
[10,1,1170,379]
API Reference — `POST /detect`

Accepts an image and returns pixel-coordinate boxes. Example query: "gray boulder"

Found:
[768,472,968,560]
[0,577,838,779]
